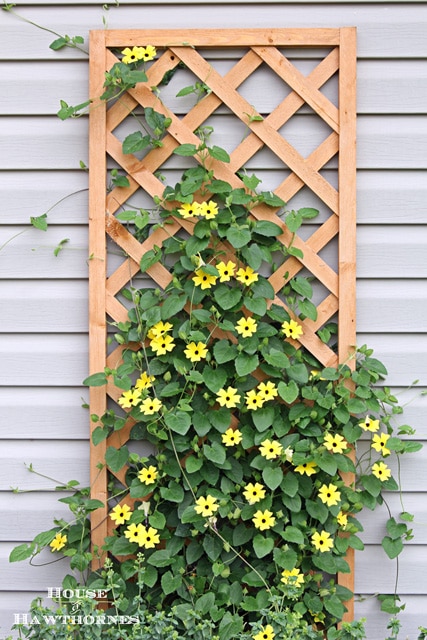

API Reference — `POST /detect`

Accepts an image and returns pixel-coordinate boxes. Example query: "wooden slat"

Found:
[88,30,108,566]
[336,27,357,620]
[104,28,341,48]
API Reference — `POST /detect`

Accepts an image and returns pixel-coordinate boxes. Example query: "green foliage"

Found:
[7,32,424,640]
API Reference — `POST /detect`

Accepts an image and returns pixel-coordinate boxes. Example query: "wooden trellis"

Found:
[88,28,356,616]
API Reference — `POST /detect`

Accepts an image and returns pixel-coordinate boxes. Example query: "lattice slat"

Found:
[89,27,356,618]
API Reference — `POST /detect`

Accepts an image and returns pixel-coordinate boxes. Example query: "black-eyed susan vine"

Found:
[7,37,423,640]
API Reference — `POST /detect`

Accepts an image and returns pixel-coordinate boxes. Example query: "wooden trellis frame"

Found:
[88,27,356,618]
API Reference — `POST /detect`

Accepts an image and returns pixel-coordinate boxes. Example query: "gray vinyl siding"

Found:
[1,3,426,639]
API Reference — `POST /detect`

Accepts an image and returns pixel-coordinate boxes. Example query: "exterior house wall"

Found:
[1,2,426,639]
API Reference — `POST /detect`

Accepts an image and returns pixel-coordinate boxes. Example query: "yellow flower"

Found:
[109,503,132,525]
[323,433,348,454]
[318,483,341,507]
[150,334,175,356]
[50,532,67,553]
[198,200,219,219]
[245,389,265,411]
[222,428,243,447]
[359,415,380,432]
[372,432,391,456]
[138,465,158,485]
[259,439,283,460]
[243,482,266,505]
[337,511,348,528]
[216,387,241,409]
[294,461,318,476]
[194,495,219,517]
[235,266,258,285]
[147,321,173,339]
[192,269,218,289]
[118,388,142,409]
[124,523,145,545]
[178,202,200,219]
[184,341,208,362]
[140,397,163,415]
[140,45,156,62]
[257,381,278,401]
[372,461,392,481]
[235,316,258,338]
[253,624,275,640]
[281,567,304,586]
[139,525,160,549]
[252,509,276,531]
[216,260,236,282]
[311,530,334,553]
[281,319,303,340]
[121,46,144,64]
[135,371,155,391]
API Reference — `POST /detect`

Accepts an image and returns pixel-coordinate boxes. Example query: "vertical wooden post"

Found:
[88,30,108,567]
[338,26,357,621]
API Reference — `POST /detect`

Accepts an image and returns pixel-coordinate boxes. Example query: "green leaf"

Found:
[208,145,230,162]
[348,535,365,550]
[92,426,108,445]
[235,353,259,376]
[147,549,174,567]
[140,247,162,273]
[287,363,309,384]
[82,372,107,387]
[203,441,226,465]
[298,298,318,321]
[49,36,70,50]
[202,365,228,394]
[213,340,237,364]
[209,179,232,194]
[278,380,299,404]
[186,456,203,473]
[382,535,404,559]
[105,445,129,473]
[226,226,252,249]
[306,499,329,524]
[143,564,158,588]
[203,535,223,561]
[9,542,35,563]
[174,143,198,156]
[149,511,166,530]
[386,517,408,540]
[252,406,275,432]
[282,526,305,545]
[253,534,274,558]
[273,547,298,570]
[195,593,216,615]
[262,466,283,490]
[161,570,182,595]
[264,349,289,370]
[324,595,345,620]
[312,553,337,573]
[160,482,185,503]
[282,472,299,497]
[361,474,382,497]
[299,207,319,219]
[286,210,303,233]
[214,285,242,310]
[122,131,152,154]
[164,412,191,435]
[347,398,367,414]
[244,296,267,316]
[253,220,283,237]
[30,213,48,231]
